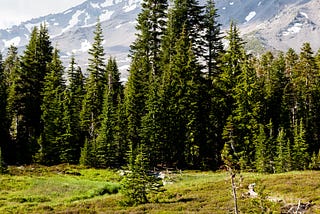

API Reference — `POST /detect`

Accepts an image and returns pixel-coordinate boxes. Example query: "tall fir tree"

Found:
[4,45,20,163]
[293,43,319,153]
[36,49,65,165]
[80,20,106,166]
[125,0,168,158]
[292,120,309,170]
[95,57,124,168]
[7,26,53,163]
[61,56,85,163]
[202,0,225,169]
[130,0,168,76]
[275,128,291,173]
[0,54,10,164]
[170,0,204,59]
[220,22,250,169]
[255,123,275,173]
[203,0,224,77]
[157,29,203,167]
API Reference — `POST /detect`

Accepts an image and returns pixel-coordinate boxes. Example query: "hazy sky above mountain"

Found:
[0,0,86,29]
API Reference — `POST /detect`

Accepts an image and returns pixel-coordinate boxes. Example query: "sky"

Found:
[0,0,87,29]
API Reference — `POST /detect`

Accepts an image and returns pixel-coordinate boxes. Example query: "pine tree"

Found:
[95,58,124,168]
[120,146,163,206]
[293,43,319,153]
[292,120,309,170]
[203,0,224,77]
[140,73,166,167]
[4,46,20,164]
[218,21,246,124]
[255,124,275,173]
[157,28,203,167]
[170,0,204,59]
[125,0,167,155]
[7,26,53,164]
[36,49,65,165]
[275,128,291,173]
[61,56,85,163]
[80,20,106,138]
[219,22,261,170]
[309,149,320,170]
[227,57,260,169]
[201,0,224,169]
[0,54,10,164]
[130,0,168,76]
[80,20,106,166]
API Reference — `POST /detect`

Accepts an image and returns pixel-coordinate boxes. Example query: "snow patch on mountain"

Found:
[64,10,73,15]
[282,23,302,36]
[100,10,114,22]
[300,11,308,18]
[245,11,256,22]
[62,10,84,33]
[123,0,139,12]
[91,2,101,9]
[3,37,21,47]
[101,0,114,7]
[72,39,91,53]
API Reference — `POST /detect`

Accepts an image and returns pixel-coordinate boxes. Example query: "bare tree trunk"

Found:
[230,170,239,214]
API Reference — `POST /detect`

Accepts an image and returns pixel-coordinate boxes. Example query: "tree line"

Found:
[1,0,320,172]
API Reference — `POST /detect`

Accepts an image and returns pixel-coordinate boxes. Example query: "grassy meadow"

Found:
[0,165,320,213]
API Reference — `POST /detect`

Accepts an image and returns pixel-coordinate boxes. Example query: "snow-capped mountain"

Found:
[0,0,319,77]
[0,0,141,77]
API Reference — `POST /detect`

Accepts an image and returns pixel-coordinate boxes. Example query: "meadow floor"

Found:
[0,165,319,213]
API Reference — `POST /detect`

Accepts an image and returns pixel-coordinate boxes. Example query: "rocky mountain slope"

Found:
[0,0,319,77]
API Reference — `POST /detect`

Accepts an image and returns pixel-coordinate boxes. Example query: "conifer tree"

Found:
[220,22,257,169]
[275,128,291,173]
[95,57,124,168]
[218,22,246,121]
[309,149,320,170]
[4,46,20,163]
[120,146,163,206]
[80,20,106,138]
[7,26,53,163]
[223,53,260,170]
[36,49,65,165]
[201,0,224,169]
[140,72,166,167]
[80,20,106,166]
[255,124,274,173]
[0,54,10,164]
[292,120,309,170]
[294,43,319,152]
[170,0,204,59]
[125,0,168,156]
[130,0,168,76]
[61,56,85,163]
[158,28,203,167]
[203,0,224,77]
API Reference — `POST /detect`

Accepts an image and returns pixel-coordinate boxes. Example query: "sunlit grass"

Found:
[1,166,320,213]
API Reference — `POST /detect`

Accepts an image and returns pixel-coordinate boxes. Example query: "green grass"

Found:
[1,165,320,213]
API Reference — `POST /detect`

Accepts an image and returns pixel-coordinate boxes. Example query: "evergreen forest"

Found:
[1,0,320,173]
